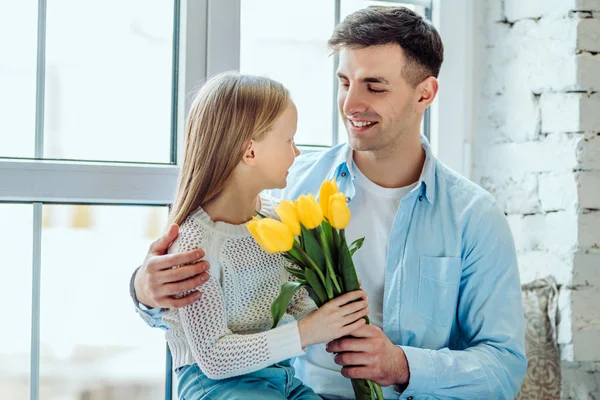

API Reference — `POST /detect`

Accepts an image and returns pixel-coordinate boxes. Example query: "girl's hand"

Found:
[298,290,369,348]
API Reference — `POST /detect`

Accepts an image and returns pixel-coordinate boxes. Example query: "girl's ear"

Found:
[242,139,257,166]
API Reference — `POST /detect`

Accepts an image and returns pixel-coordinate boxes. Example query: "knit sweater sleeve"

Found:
[171,216,306,380]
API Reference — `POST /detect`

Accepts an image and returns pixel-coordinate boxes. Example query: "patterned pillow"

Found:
[517,277,561,400]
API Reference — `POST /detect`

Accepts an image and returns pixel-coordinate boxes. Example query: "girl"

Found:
[162,72,369,400]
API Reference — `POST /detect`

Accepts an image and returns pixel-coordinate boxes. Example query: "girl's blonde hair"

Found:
[168,72,291,227]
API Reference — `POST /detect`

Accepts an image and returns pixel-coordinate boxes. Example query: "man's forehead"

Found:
[336,45,405,80]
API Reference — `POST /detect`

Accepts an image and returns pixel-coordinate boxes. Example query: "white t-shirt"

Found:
[295,160,417,399]
[346,163,417,329]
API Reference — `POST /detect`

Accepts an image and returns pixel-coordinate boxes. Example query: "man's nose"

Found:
[342,86,368,116]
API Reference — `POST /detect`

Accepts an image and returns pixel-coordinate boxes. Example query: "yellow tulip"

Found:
[318,179,338,218]
[247,218,294,254]
[328,192,351,229]
[295,193,323,229]
[275,200,300,236]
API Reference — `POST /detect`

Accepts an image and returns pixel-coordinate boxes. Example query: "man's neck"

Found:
[352,134,425,189]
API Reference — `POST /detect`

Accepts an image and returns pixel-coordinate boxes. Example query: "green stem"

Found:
[293,242,328,289]
[317,228,342,294]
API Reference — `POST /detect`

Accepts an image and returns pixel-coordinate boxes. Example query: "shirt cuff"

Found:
[397,345,436,398]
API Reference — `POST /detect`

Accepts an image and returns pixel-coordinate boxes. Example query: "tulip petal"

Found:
[275,200,301,236]
[328,192,351,229]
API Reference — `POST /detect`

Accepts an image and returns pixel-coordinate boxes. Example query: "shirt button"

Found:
[407,397,414,400]
[419,196,423,201]
[345,197,350,203]
[341,172,347,177]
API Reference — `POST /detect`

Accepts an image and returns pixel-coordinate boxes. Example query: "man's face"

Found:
[336,44,420,154]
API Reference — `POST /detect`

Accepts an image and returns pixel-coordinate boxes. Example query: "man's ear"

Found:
[415,76,439,112]
[242,139,257,166]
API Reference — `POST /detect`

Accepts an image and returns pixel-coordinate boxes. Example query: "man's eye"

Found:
[369,87,386,93]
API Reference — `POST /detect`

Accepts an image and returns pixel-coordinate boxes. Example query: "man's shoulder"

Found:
[434,159,501,218]
[291,144,347,173]
[276,144,348,199]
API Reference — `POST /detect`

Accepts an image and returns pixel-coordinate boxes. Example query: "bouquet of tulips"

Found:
[247,180,384,400]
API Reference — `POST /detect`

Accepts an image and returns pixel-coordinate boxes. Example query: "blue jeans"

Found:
[176,360,322,400]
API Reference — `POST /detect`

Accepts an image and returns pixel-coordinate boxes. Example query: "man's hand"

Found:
[325,324,410,387]
[134,223,210,309]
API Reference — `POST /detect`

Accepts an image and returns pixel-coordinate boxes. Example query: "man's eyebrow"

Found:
[336,73,390,85]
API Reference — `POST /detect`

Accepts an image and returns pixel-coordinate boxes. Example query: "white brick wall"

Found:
[473,0,600,381]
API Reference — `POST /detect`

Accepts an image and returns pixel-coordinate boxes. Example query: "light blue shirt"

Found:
[134,136,527,399]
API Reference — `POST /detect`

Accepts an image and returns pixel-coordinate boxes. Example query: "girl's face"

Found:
[251,101,300,190]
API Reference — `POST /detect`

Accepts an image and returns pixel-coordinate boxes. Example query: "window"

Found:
[0,1,188,398]
[239,0,432,148]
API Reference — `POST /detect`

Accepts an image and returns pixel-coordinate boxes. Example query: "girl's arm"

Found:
[179,274,305,380]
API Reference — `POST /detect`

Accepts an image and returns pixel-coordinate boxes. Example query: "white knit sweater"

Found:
[163,194,317,380]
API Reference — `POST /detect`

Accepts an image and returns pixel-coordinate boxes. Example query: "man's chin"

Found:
[348,137,379,152]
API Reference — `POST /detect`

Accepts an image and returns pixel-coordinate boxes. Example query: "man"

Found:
[131,7,527,399]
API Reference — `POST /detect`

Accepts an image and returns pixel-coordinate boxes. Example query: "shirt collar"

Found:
[329,135,437,204]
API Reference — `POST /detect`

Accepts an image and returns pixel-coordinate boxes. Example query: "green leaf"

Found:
[304,267,327,305]
[270,281,304,329]
[286,247,307,268]
[349,237,365,257]
[321,221,337,264]
[301,225,326,275]
[339,229,361,292]
[373,381,385,399]
[254,210,268,219]
[325,267,334,298]
[316,228,342,296]
[304,286,324,308]
[284,265,306,280]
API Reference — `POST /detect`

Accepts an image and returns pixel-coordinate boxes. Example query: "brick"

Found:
[578,18,600,53]
[539,172,578,211]
[477,69,541,142]
[578,134,600,170]
[512,17,577,92]
[579,171,600,209]
[541,93,600,133]
[504,0,572,21]
[577,53,600,91]
[480,175,539,214]
[541,93,581,133]
[579,211,600,249]
[507,211,578,254]
[573,250,600,287]
[518,251,573,285]
[477,134,581,177]
[572,288,600,361]
[576,0,600,11]
[561,361,600,399]
[580,94,600,131]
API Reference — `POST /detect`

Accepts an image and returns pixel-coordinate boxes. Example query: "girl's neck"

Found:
[202,182,261,225]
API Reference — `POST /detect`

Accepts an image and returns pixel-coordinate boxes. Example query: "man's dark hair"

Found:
[328,6,444,87]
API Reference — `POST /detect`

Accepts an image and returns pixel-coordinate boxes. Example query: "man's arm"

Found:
[328,200,527,399]
[130,224,211,326]
[397,200,527,398]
